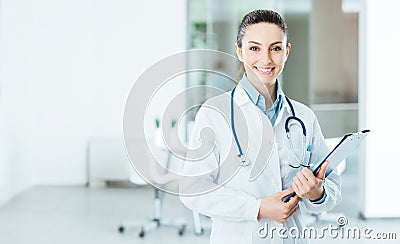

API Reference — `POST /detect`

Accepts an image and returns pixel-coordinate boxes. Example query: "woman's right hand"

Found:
[257,188,300,224]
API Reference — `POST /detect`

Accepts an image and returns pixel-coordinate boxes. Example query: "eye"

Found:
[271,46,282,52]
[249,46,260,51]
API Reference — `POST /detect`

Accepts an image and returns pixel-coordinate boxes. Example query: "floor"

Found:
[0,174,399,244]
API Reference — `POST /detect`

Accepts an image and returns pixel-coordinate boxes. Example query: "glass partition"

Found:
[187,0,360,138]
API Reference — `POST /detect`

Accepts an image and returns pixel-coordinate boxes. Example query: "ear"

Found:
[285,42,291,61]
[234,43,243,62]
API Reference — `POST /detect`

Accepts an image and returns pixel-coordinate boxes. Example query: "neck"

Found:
[245,72,278,103]
[264,82,277,102]
[254,80,277,103]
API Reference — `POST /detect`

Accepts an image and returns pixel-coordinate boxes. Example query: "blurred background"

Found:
[0,0,399,243]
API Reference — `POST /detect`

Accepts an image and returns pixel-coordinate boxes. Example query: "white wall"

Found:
[0,0,36,206]
[359,0,400,218]
[0,0,186,205]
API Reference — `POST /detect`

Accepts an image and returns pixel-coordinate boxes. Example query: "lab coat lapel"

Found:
[233,86,282,191]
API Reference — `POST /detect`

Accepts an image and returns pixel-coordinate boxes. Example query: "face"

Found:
[235,22,291,91]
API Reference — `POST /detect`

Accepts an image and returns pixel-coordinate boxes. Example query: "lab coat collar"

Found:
[237,75,259,104]
[280,93,291,113]
[235,75,291,114]
[234,82,292,127]
[275,93,292,126]
[233,85,253,107]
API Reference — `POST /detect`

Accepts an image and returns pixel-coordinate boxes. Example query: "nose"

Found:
[260,49,272,64]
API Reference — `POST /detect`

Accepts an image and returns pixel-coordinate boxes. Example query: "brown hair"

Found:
[236,9,289,48]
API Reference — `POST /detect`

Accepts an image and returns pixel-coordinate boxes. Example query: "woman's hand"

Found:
[258,188,300,224]
[292,161,329,201]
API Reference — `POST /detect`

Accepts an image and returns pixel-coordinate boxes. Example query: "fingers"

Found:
[293,172,309,198]
[297,161,329,181]
[287,197,299,214]
[316,160,329,179]
[280,187,294,197]
[292,180,304,198]
[278,188,295,201]
[287,203,298,217]
[284,194,299,214]
[293,163,326,200]
[297,171,310,185]
[279,196,299,223]
[297,168,318,187]
[280,190,299,208]
[264,190,300,224]
[287,195,300,208]
[301,168,315,180]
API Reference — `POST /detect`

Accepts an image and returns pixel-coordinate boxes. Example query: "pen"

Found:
[305,137,313,165]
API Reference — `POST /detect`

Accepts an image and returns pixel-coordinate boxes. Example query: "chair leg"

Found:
[118,188,186,238]
[192,211,204,235]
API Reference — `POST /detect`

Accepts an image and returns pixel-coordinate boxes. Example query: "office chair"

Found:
[118,140,186,238]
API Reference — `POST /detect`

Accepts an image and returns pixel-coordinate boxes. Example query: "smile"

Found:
[255,66,274,75]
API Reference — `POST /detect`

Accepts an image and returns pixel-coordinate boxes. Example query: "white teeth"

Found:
[257,67,272,73]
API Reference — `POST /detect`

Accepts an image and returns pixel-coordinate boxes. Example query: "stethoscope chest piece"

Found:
[237,154,250,167]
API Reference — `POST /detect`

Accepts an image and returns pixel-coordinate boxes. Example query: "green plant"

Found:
[171,119,177,128]
[155,118,160,128]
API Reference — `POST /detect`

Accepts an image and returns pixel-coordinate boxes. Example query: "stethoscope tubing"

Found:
[230,86,308,167]
[230,86,243,157]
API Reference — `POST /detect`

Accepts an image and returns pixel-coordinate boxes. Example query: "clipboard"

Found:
[282,129,370,203]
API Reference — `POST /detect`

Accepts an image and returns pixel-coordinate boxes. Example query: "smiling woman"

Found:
[180,9,342,244]
[235,21,290,103]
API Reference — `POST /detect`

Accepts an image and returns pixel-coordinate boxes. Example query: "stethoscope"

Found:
[230,86,311,168]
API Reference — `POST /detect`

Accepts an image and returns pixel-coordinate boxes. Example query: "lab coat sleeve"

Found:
[179,105,261,223]
[302,116,342,213]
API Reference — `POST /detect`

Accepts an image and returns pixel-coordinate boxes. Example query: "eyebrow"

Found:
[247,41,283,46]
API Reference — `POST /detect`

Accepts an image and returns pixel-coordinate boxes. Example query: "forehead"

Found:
[242,22,286,44]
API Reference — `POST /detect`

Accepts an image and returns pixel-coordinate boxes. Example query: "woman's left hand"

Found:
[292,161,329,201]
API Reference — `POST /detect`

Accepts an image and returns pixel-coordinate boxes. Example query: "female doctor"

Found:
[180,9,341,244]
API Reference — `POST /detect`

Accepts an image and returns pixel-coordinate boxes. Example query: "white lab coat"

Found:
[180,85,341,244]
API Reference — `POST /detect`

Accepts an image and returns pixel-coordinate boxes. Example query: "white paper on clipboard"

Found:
[282,130,370,203]
[312,130,370,176]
